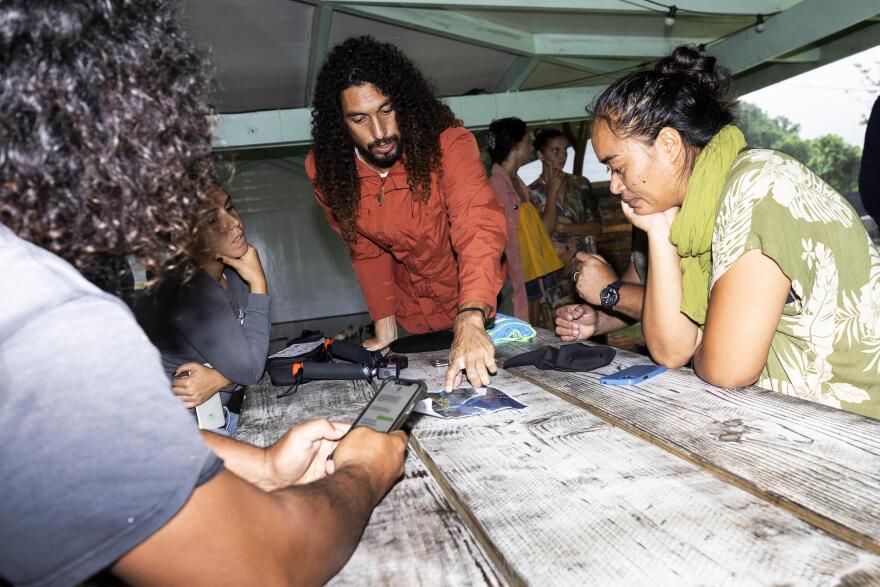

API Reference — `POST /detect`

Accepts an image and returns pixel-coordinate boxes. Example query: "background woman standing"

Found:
[487,117,563,326]
[528,128,603,310]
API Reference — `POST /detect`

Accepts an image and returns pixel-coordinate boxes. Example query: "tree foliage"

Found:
[738,101,862,193]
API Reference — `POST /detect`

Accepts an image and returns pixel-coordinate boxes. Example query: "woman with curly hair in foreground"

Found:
[0,0,216,282]
[307,36,508,392]
[0,3,406,585]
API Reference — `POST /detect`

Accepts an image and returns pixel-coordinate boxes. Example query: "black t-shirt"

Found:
[860,96,880,225]
[631,227,649,284]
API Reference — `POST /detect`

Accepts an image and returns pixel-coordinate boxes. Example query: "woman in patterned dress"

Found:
[527,128,603,311]
[589,46,880,419]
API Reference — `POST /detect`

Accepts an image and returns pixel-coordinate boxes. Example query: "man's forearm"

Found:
[274,465,382,586]
[613,283,644,321]
[197,443,391,583]
[112,463,388,587]
[373,314,397,346]
[363,315,398,350]
[592,311,630,336]
[457,300,492,320]
[201,431,276,491]
[374,315,397,338]
[590,284,644,336]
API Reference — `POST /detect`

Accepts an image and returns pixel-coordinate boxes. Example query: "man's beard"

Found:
[356,135,402,169]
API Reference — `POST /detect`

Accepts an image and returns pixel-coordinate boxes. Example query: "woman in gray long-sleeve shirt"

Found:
[137,188,272,415]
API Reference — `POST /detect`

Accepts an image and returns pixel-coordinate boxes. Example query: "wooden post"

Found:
[572,119,591,177]
[561,122,578,149]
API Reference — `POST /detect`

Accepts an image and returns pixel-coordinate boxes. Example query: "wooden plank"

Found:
[235,378,502,586]
[494,331,880,555]
[571,119,590,179]
[402,357,880,585]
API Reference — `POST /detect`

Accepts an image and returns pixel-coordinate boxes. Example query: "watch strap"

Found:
[601,280,623,309]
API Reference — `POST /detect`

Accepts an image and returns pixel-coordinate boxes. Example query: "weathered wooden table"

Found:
[236,331,880,586]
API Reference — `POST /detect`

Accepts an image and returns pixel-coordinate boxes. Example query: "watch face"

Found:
[600,286,620,308]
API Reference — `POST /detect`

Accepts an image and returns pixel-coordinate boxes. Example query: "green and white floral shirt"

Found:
[712,149,880,419]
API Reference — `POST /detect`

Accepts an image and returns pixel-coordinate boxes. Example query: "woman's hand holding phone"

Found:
[172,363,232,408]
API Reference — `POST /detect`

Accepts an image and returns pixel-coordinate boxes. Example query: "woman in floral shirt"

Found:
[590,46,880,419]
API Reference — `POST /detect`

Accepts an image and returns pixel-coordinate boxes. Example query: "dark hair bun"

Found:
[655,45,730,99]
[591,44,735,148]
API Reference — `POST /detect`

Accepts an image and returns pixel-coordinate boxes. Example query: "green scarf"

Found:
[669,125,747,325]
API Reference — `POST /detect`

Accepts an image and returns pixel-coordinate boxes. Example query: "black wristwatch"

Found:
[599,280,622,309]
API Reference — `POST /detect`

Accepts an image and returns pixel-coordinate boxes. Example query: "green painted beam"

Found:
[709,0,880,74]
[733,22,880,95]
[732,62,815,97]
[305,5,334,106]
[323,0,797,15]
[335,4,534,54]
[213,85,603,150]
[213,108,313,151]
[770,48,821,64]
[214,7,879,151]
[817,22,880,65]
[447,85,604,129]
[534,33,712,58]
[338,4,711,58]
[494,56,539,92]
[545,57,648,74]
[213,21,879,151]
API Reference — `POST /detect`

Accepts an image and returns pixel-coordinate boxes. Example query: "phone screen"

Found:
[352,379,425,433]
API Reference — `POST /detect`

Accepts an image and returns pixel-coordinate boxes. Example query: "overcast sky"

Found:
[741,45,880,148]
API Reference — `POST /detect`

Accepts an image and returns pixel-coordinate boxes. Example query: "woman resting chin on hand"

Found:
[136,187,273,434]
[588,45,880,420]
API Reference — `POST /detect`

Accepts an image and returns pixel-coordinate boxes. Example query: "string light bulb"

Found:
[664,5,677,26]
[755,13,765,33]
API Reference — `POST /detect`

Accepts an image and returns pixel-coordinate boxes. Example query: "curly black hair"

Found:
[0,0,218,285]
[311,36,460,241]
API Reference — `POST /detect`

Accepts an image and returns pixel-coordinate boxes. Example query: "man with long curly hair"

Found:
[308,36,507,391]
[0,2,405,585]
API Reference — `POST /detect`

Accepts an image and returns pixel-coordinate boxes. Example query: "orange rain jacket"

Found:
[306,127,507,334]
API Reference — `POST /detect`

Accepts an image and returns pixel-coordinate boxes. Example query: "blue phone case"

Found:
[600,364,667,385]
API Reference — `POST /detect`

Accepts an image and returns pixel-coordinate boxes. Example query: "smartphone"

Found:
[350,377,426,433]
[600,364,667,385]
[195,392,226,430]
[328,378,425,461]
